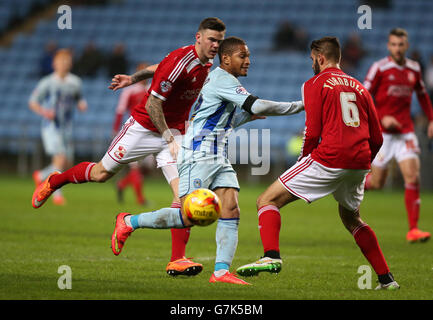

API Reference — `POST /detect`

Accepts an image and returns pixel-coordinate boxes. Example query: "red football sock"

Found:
[129,168,145,205]
[405,183,420,230]
[170,201,190,261]
[49,162,96,189]
[117,171,132,190]
[352,224,390,276]
[258,205,281,255]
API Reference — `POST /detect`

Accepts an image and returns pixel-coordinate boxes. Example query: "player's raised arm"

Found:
[109,64,158,91]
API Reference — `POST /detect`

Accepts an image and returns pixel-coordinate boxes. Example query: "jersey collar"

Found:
[387,56,406,69]
[192,45,213,67]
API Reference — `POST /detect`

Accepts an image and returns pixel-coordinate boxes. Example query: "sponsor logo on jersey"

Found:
[160,80,172,93]
[235,86,249,95]
[386,85,412,97]
[181,88,202,100]
[114,145,126,160]
[407,71,416,84]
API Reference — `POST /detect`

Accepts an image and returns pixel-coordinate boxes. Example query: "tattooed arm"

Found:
[108,64,158,91]
[145,94,179,159]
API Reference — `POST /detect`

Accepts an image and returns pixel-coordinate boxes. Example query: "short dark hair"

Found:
[54,48,72,59]
[198,17,226,32]
[310,36,341,63]
[218,36,246,62]
[389,27,408,38]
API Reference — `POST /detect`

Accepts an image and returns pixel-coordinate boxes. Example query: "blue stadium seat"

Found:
[1,0,433,154]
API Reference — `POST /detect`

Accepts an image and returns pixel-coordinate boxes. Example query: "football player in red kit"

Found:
[32,17,226,276]
[237,36,399,290]
[364,28,433,243]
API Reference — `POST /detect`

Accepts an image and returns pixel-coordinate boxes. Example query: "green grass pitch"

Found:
[1,174,432,300]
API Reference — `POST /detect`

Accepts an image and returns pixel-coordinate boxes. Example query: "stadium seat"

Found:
[1,0,433,155]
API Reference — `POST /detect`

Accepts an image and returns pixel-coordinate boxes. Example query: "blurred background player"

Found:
[237,36,399,290]
[29,49,88,205]
[363,28,433,243]
[31,17,226,277]
[110,36,304,285]
[112,62,153,206]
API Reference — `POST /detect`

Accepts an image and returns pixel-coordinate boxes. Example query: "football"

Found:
[183,188,221,226]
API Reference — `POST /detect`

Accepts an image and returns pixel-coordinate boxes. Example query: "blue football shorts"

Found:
[178,147,240,198]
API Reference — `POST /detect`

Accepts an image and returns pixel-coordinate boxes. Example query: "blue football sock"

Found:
[215,218,239,272]
[129,207,185,230]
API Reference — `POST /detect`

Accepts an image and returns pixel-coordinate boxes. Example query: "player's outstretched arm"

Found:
[232,110,266,128]
[232,96,303,128]
[109,64,158,91]
[131,63,158,83]
[249,99,304,116]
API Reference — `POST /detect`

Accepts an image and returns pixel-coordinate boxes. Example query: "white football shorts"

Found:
[101,116,179,182]
[278,155,369,211]
[372,132,420,169]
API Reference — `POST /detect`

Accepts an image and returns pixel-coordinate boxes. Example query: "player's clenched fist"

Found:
[109,74,132,91]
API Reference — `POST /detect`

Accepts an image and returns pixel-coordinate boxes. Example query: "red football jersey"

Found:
[113,83,148,132]
[364,56,433,134]
[301,67,383,169]
[131,45,212,134]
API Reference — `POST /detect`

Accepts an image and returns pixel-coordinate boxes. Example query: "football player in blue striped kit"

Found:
[111,36,304,284]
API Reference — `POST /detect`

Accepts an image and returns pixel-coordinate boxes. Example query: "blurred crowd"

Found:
[39,22,433,102]
[39,40,129,78]
[271,19,433,101]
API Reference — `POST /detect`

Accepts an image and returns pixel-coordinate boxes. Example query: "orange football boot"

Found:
[406,228,431,243]
[31,172,60,208]
[166,257,203,276]
[209,271,251,285]
[111,213,134,255]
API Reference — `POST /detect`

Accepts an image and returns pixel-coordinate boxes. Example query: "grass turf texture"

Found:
[1,174,432,300]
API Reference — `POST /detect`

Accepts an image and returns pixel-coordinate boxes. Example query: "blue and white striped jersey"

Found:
[183,67,252,156]
[29,73,83,128]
